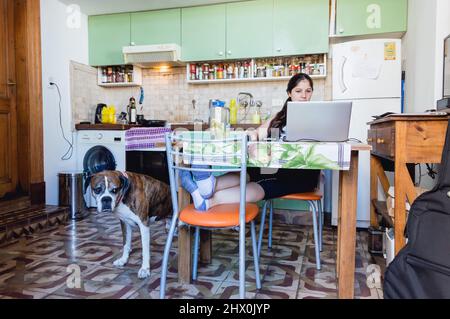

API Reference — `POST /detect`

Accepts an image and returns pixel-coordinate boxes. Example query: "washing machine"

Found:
[77,130,126,208]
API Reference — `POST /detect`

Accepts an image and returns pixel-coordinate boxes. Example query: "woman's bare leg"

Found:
[209,182,265,207]
[214,173,250,192]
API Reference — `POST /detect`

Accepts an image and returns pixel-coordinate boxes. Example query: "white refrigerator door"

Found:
[331,98,401,228]
[332,39,402,100]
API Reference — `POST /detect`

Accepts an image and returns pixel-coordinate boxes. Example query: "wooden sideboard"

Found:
[368,115,449,254]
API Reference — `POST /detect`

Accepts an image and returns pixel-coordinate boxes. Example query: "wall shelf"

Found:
[187,75,327,84]
[97,65,142,87]
[186,54,327,85]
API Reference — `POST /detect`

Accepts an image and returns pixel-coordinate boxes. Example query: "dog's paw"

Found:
[138,267,151,279]
[113,257,128,267]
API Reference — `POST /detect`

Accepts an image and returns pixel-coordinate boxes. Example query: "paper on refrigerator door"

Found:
[351,53,382,80]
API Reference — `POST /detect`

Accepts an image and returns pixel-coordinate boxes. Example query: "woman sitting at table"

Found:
[181,73,320,211]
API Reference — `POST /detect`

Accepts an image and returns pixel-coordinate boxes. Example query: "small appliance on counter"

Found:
[94,103,107,124]
[209,99,229,130]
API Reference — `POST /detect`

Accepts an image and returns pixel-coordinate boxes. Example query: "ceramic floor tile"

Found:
[0,208,381,299]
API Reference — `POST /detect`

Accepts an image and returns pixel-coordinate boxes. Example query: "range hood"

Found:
[122,44,185,67]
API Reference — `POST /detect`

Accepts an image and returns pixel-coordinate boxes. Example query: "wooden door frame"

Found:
[13,0,44,204]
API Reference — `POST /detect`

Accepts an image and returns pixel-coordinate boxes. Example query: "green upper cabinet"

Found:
[336,0,408,37]
[89,13,131,66]
[226,0,273,59]
[181,4,226,61]
[131,9,181,46]
[273,0,329,56]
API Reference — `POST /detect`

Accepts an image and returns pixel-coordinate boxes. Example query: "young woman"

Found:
[180,73,320,211]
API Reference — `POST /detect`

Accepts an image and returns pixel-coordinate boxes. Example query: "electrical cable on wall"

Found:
[50,82,73,160]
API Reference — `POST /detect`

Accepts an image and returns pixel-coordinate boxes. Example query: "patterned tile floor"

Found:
[0,210,383,299]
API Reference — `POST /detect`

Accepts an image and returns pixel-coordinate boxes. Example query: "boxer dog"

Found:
[86,171,172,279]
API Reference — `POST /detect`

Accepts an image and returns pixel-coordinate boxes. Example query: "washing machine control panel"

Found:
[77,130,126,145]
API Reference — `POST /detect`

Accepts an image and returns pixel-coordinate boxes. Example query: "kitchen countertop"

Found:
[170,123,260,131]
[76,123,262,131]
[75,123,142,130]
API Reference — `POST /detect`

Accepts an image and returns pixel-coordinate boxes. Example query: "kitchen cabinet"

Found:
[226,0,273,59]
[89,13,131,66]
[336,0,408,37]
[182,0,329,61]
[131,9,181,46]
[181,4,226,61]
[273,0,329,56]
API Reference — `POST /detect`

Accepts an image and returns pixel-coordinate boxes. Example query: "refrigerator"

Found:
[331,39,402,228]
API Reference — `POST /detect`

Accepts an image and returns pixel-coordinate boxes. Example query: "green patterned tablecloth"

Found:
[178,131,351,170]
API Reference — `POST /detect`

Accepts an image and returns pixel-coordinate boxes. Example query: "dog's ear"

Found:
[119,174,130,201]
[84,174,92,194]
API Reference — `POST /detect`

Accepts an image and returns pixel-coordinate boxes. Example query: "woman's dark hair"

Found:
[268,73,314,138]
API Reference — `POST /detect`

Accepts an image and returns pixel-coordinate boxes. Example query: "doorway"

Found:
[0,0,18,199]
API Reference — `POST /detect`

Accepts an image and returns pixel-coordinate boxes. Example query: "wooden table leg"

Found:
[178,225,192,284]
[200,230,212,264]
[336,170,343,279]
[370,156,380,227]
[394,163,407,254]
[337,151,359,299]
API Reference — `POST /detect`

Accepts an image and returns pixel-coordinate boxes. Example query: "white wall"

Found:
[41,0,89,204]
[403,0,450,113]
[434,0,450,102]
[402,0,438,113]
[402,0,450,189]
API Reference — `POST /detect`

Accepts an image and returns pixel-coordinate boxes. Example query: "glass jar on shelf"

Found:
[227,64,234,79]
[217,65,224,79]
[190,64,196,80]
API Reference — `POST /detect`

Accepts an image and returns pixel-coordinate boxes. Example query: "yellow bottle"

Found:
[101,107,108,123]
[229,98,238,124]
[110,105,116,124]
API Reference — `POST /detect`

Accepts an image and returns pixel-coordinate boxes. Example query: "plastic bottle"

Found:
[229,98,238,124]
[101,107,108,124]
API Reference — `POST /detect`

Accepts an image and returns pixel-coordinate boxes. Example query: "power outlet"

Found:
[48,76,55,89]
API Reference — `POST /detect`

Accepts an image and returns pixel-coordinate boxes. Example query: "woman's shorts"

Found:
[247,167,320,200]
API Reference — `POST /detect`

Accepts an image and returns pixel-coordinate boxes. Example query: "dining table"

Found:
[172,131,371,299]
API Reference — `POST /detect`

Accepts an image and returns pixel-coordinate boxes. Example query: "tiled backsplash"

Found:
[70,60,332,125]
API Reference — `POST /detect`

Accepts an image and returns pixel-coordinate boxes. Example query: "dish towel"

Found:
[125,127,172,150]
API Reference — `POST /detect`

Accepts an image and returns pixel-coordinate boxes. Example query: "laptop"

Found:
[285,101,353,142]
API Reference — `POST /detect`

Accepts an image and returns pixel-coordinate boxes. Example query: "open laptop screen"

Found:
[285,101,352,142]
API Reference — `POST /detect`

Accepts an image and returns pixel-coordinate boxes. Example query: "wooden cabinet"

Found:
[226,0,273,59]
[336,0,408,37]
[273,0,329,56]
[181,4,226,61]
[368,125,395,159]
[182,0,329,61]
[130,9,181,46]
[89,13,131,66]
[182,1,274,61]
[89,1,331,65]
[369,116,448,255]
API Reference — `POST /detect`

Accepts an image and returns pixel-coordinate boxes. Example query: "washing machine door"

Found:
[83,145,117,175]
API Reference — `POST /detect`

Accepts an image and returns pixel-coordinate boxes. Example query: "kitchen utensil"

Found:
[94,103,107,124]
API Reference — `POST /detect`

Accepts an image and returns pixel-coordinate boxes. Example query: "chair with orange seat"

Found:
[258,178,324,270]
[160,132,261,299]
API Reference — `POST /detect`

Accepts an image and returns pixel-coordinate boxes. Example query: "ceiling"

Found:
[59,0,244,15]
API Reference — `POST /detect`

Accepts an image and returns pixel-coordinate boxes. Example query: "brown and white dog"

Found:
[86,170,172,279]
